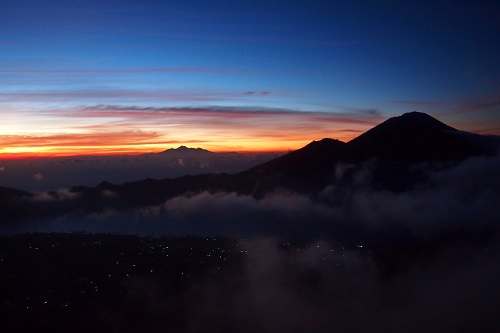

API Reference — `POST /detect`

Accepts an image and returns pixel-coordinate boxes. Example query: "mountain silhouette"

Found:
[159,146,215,157]
[0,186,33,224]
[71,111,499,204]
[347,111,491,161]
[235,138,347,196]
[0,186,29,201]
[235,112,497,194]
[1,112,498,224]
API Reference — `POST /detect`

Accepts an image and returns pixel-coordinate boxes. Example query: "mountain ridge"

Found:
[66,111,500,201]
[1,111,499,226]
[346,111,488,162]
[233,111,498,194]
[161,146,214,155]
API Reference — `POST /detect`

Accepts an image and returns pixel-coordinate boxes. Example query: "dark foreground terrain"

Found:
[1,232,498,333]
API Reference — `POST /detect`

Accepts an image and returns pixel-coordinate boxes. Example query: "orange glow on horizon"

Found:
[0,134,356,160]
[0,142,306,159]
[0,106,378,160]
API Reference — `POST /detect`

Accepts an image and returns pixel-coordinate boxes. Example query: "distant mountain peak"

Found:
[162,146,213,154]
[349,112,456,144]
[395,111,457,131]
[402,111,434,117]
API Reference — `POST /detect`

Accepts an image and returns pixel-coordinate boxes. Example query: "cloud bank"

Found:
[8,151,498,247]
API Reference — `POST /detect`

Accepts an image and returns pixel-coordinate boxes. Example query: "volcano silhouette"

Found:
[1,112,498,222]
[235,111,496,194]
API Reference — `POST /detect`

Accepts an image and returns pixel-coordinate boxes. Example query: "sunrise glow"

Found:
[1,0,499,158]
[0,106,380,158]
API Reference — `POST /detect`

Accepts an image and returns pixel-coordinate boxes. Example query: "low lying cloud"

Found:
[4,152,499,246]
[160,191,335,239]
[33,172,44,181]
[30,188,80,202]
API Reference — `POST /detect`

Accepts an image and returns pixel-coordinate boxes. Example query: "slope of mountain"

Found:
[0,186,30,201]
[236,111,499,194]
[0,186,33,224]
[347,111,492,161]
[236,138,347,195]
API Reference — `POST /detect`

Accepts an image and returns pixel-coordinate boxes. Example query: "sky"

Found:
[1,0,499,157]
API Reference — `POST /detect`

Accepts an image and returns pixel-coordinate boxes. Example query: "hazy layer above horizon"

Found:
[0,148,282,191]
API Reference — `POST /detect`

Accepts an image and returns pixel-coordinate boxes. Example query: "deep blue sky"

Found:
[1,0,499,155]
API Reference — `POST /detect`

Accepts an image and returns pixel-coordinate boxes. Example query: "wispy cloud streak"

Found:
[0,67,236,74]
[0,89,278,105]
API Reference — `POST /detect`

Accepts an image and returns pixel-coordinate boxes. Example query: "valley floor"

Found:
[0,233,498,333]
